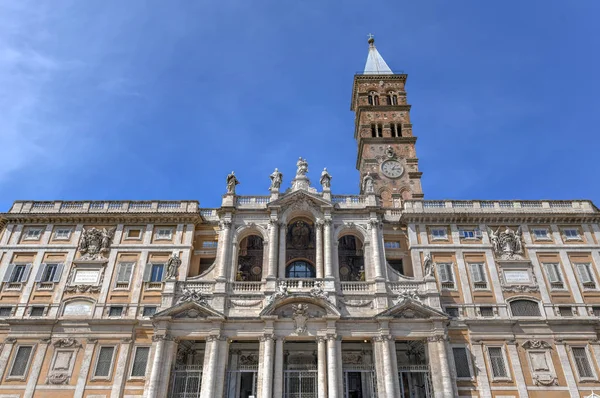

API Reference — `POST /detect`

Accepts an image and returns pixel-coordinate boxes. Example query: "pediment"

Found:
[154,300,225,320]
[260,293,340,318]
[269,190,332,210]
[376,298,447,320]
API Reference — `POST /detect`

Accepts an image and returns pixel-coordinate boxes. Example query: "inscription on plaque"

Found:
[504,270,530,284]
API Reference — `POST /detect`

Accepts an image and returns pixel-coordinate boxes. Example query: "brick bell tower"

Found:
[351,35,423,207]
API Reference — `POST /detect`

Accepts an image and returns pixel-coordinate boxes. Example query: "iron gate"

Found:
[398,365,432,398]
[284,369,317,398]
[169,364,203,398]
[342,365,378,398]
[225,367,258,398]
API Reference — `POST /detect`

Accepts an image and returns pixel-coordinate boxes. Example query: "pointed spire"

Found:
[363,34,393,75]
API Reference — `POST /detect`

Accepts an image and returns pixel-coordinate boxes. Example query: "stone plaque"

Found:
[63,302,92,316]
[504,270,530,284]
[73,270,100,284]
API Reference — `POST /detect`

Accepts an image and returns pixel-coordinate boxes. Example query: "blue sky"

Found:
[1,1,599,210]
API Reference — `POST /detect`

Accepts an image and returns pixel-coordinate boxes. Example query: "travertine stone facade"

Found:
[0,38,599,398]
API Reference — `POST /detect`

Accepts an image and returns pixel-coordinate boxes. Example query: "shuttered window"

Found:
[116,263,134,285]
[131,347,150,377]
[452,347,471,378]
[488,347,508,378]
[510,300,541,317]
[576,263,596,288]
[9,346,33,377]
[94,347,115,377]
[572,347,595,378]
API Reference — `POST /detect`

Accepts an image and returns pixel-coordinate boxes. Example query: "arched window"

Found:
[368,95,374,105]
[510,299,541,317]
[286,261,316,278]
[338,235,364,281]
[236,235,264,281]
[392,94,398,105]
[373,95,380,105]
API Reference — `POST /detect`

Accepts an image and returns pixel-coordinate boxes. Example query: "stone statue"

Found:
[269,168,283,190]
[292,303,309,334]
[266,281,289,306]
[296,157,308,177]
[78,227,115,261]
[226,171,239,194]
[320,168,332,189]
[423,252,435,278]
[165,253,182,280]
[362,172,374,194]
[310,281,329,301]
[177,289,208,305]
[489,226,524,260]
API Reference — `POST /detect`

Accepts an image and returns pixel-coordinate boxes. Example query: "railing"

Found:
[402,200,596,213]
[10,200,199,214]
[199,208,219,222]
[340,282,373,293]
[387,281,422,292]
[229,282,262,293]
[178,281,214,293]
[236,196,270,207]
[280,278,318,291]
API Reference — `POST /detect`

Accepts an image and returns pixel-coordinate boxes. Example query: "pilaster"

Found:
[0,338,16,381]
[506,341,528,398]
[23,338,50,398]
[74,338,97,398]
[317,336,327,398]
[273,337,284,397]
[316,219,324,279]
[470,341,491,398]
[555,340,579,397]
[200,335,221,398]
[110,338,133,398]
[327,334,340,398]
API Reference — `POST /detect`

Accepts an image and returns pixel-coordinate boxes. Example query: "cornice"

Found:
[399,211,600,224]
[1,212,201,225]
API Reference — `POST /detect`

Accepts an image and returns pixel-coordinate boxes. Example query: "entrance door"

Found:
[398,368,432,398]
[343,368,377,398]
[169,365,203,398]
[284,370,317,398]
[226,370,258,398]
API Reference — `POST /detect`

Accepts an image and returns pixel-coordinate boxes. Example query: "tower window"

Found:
[392,95,398,105]
[391,124,402,137]
[368,95,373,105]
[371,124,377,137]
[377,124,383,137]
[374,95,380,105]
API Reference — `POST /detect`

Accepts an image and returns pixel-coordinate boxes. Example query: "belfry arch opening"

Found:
[236,235,264,281]
[337,234,365,281]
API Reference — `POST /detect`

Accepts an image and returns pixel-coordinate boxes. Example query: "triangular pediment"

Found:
[269,190,332,209]
[376,298,447,320]
[260,293,340,318]
[154,300,225,320]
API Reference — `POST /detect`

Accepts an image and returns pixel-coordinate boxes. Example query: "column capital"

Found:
[316,218,324,227]
[205,334,222,342]
[323,218,332,227]
[86,338,98,344]
[260,334,275,342]
[326,334,339,342]
[219,220,232,230]
[4,337,16,344]
[152,333,174,342]
[40,338,52,344]
[427,334,447,343]
[121,337,133,343]
[316,336,327,343]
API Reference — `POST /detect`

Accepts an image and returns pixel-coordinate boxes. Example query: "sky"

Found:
[1,0,600,210]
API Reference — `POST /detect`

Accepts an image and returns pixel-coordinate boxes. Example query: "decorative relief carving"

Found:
[488,226,524,260]
[338,298,373,308]
[395,289,422,303]
[78,227,115,261]
[342,352,363,365]
[522,340,552,350]
[239,353,259,365]
[229,298,263,308]
[265,281,289,306]
[292,303,309,334]
[64,284,101,294]
[177,289,208,305]
[309,281,330,302]
[47,373,70,385]
[53,338,81,348]
[533,374,558,386]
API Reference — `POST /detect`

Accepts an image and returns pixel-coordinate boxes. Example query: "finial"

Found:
[367,33,375,45]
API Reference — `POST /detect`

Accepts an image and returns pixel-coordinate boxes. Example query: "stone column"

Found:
[378,336,396,398]
[23,338,50,398]
[369,219,384,280]
[147,334,170,398]
[260,335,275,398]
[278,223,287,278]
[470,341,491,398]
[316,219,324,279]
[110,338,133,398]
[74,338,97,398]
[506,341,528,398]
[267,220,278,279]
[317,337,328,398]
[200,335,220,398]
[430,336,454,398]
[327,335,339,398]
[273,337,284,397]
[213,338,229,398]
[0,338,16,382]
[324,219,334,279]
[216,221,232,280]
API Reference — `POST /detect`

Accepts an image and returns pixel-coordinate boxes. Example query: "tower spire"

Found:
[363,34,393,75]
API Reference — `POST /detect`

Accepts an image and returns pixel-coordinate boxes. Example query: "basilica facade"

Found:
[0,38,599,398]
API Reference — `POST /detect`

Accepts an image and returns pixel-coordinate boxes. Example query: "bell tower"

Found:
[351,36,423,207]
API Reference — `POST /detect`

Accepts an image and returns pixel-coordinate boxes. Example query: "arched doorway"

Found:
[337,235,365,281]
[236,235,264,281]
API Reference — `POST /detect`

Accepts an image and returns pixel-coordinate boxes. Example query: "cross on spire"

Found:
[367,33,374,40]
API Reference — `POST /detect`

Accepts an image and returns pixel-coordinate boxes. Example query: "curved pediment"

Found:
[260,293,340,318]
[154,300,225,320]
[376,298,447,320]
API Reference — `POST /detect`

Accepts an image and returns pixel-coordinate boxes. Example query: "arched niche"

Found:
[286,217,316,268]
[236,235,264,281]
[337,234,365,281]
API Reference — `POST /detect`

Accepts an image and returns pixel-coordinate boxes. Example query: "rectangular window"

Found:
[572,347,595,379]
[125,227,143,239]
[7,264,31,283]
[150,264,164,282]
[453,347,472,378]
[201,241,218,248]
[94,346,115,378]
[115,262,134,288]
[23,228,42,240]
[431,228,448,240]
[559,306,573,317]
[445,307,459,318]
[532,228,551,240]
[437,263,455,289]
[576,263,596,289]
[41,264,58,282]
[480,306,494,317]
[488,347,508,378]
[155,228,173,240]
[543,263,564,289]
[54,228,72,240]
[30,306,45,317]
[130,347,150,377]
[563,228,581,240]
[469,263,487,289]
[592,306,600,317]
[384,241,401,249]
[142,306,157,317]
[371,124,377,138]
[0,307,12,317]
[109,306,123,317]
[9,346,33,377]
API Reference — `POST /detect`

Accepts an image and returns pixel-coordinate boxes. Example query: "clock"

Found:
[381,160,404,178]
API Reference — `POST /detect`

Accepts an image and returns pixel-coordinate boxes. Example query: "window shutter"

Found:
[21,264,32,282]
[160,264,167,282]
[438,264,449,282]
[131,347,150,377]
[577,264,593,283]
[544,263,560,283]
[2,264,15,283]
[34,264,47,282]
[452,347,471,378]
[52,264,64,283]
[475,228,483,238]
[445,263,454,283]
[470,264,484,283]
[142,264,152,282]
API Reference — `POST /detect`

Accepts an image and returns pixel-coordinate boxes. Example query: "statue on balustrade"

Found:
[226,171,239,194]
[320,168,332,189]
[269,168,283,190]
[296,157,309,177]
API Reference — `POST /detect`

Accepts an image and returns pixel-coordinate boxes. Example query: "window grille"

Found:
[480,307,494,317]
[94,347,115,377]
[0,307,12,317]
[488,347,508,378]
[533,229,550,240]
[131,347,150,377]
[572,347,594,378]
[445,307,459,318]
[24,228,42,240]
[30,307,44,317]
[592,307,600,317]
[510,300,541,317]
[109,306,123,317]
[452,347,471,378]
[54,228,72,239]
[559,306,573,317]
[142,306,157,317]
[10,346,33,377]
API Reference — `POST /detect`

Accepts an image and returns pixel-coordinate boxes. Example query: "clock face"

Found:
[381,160,404,179]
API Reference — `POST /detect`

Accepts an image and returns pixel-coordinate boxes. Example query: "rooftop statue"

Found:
[296,157,308,177]
[226,171,239,194]
[269,168,283,190]
[320,168,332,189]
